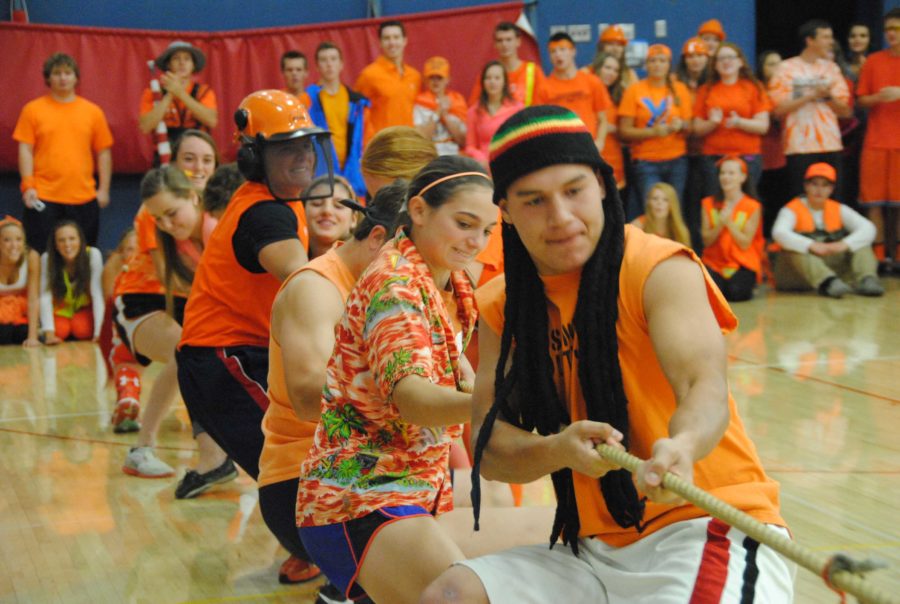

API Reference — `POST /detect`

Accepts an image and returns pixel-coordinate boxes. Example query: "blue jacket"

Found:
[306,83,369,198]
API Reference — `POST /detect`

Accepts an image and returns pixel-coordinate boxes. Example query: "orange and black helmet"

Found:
[233,89,324,144]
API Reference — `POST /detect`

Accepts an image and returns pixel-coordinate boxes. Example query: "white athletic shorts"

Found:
[456,517,795,603]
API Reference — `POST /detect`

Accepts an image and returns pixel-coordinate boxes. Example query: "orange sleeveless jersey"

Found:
[477,226,784,547]
[179,181,308,349]
[259,247,356,487]
[701,195,765,278]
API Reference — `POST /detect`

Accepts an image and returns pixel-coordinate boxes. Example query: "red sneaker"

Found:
[278,555,322,584]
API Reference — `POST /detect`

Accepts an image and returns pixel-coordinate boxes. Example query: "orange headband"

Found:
[548,39,575,51]
[0,215,23,228]
[416,171,492,198]
[716,154,748,174]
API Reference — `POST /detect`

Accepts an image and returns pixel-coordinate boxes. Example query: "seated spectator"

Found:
[139,41,218,143]
[700,157,764,302]
[40,220,103,343]
[630,182,691,247]
[772,163,883,298]
[0,218,40,346]
[281,50,311,107]
[414,57,467,156]
[464,61,523,168]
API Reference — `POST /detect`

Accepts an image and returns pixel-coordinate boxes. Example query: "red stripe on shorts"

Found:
[216,347,270,411]
[689,518,732,603]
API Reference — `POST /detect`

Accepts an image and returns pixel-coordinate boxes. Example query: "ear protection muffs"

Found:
[234,108,266,182]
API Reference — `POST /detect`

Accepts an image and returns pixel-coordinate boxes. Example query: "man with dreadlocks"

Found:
[421,105,793,603]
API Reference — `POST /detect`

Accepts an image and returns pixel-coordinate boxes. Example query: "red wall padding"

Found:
[1,2,537,173]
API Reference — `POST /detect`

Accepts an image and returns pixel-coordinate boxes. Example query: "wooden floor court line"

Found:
[0,425,196,452]
[728,353,900,404]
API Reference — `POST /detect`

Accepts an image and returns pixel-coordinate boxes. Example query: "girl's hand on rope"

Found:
[635,436,694,505]
[556,421,625,479]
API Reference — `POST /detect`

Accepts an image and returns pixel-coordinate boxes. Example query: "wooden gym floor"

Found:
[0,280,898,603]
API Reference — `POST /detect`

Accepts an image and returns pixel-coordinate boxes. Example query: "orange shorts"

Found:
[860,147,900,206]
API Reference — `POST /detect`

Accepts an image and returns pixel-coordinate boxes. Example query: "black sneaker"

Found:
[175,458,238,499]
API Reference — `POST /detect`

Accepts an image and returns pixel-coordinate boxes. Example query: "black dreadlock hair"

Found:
[471,162,645,555]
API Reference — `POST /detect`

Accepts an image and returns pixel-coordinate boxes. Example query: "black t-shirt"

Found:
[232,201,299,273]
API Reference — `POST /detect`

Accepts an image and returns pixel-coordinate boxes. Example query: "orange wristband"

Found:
[20,177,35,193]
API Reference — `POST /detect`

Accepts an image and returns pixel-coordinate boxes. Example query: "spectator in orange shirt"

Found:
[693,42,771,196]
[13,53,113,253]
[469,21,546,108]
[857,8,900,271]
[355,20,422,145]
[414,57,468,156]
[768,20,851,201]
[139,41,218,144]
[619,44,693,216]
[281,50,311,108]
[535,33,611,151]
[697,19,726,56]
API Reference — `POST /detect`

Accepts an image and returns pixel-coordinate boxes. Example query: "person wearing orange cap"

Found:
[856,7,900,271]
[469,22,546,108]
[355,20,422,146]
[414,56,468,156]
[176,90,335,586]
[535,33,612,151]
[280,50,312,108]
[772,162,882,298]
[139,41,218,144]
[768,19,851,203]
[697,19,726,56]
[594,24,639,88]
[619,44,693,216]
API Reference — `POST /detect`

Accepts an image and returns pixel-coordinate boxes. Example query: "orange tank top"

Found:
[701,195,764,278]
[477,226,784,547]
[259,246,356,487]
[179,181,308,349]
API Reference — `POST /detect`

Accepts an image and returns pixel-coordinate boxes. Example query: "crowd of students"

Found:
[4,8,899,604]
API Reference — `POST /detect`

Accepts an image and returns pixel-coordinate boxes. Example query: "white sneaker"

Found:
[123,446,175,478]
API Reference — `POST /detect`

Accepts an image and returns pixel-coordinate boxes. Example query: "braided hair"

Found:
[472,113,645,554]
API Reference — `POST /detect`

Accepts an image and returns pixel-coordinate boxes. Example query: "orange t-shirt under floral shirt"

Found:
[476,226,784,547]
[618,79,693,161]
[13,95,114,204]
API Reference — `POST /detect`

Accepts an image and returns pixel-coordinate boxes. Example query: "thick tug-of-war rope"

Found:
[595,444,897,604]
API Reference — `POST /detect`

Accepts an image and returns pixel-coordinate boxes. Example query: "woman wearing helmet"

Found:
[176,89,334,585]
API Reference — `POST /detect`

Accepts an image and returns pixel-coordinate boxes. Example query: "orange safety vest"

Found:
[701,195,764,278]
[179,181,308,349]
[785,197,844,239]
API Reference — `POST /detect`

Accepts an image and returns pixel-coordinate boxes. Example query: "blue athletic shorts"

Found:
[299,505,430,600]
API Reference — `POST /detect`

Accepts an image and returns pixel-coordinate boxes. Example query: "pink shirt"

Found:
[464,99,524,165]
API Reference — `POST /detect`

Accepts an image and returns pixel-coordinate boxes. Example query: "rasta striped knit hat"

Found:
[488,105,611,204]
